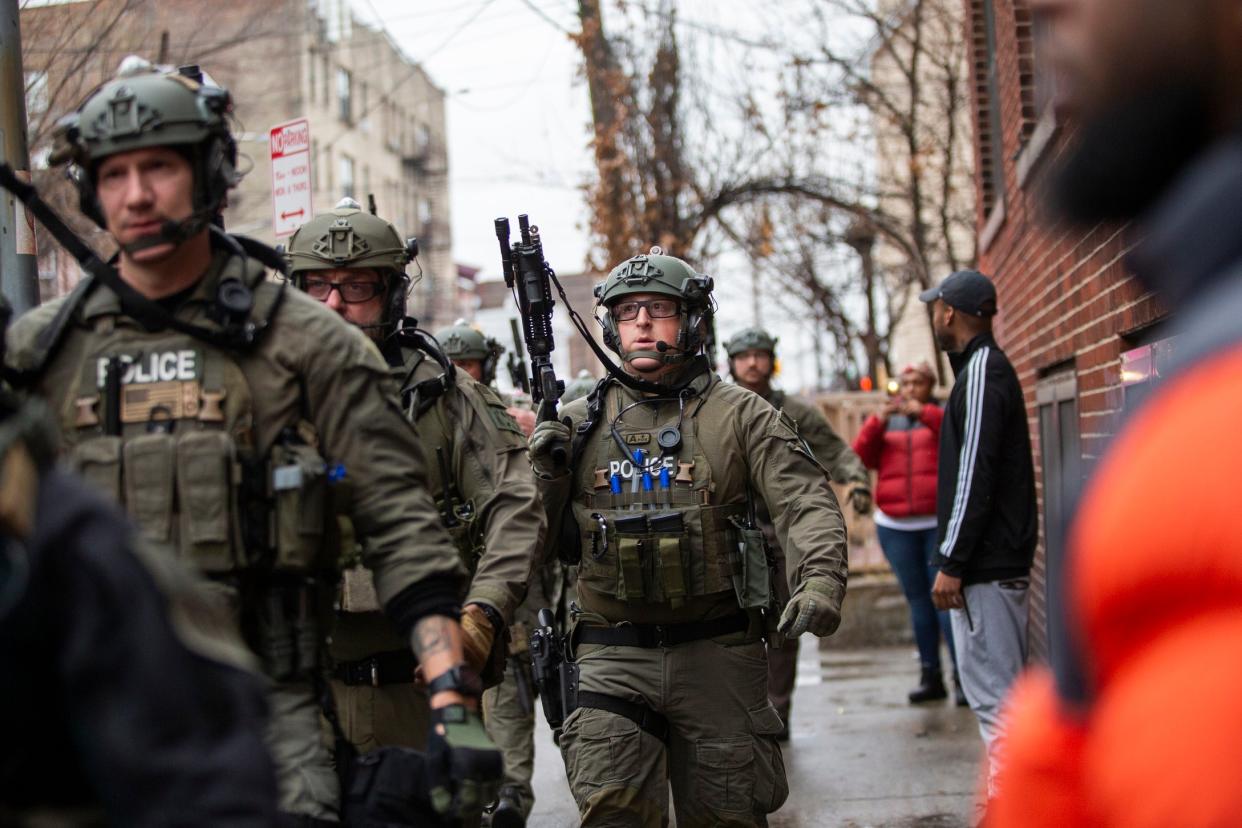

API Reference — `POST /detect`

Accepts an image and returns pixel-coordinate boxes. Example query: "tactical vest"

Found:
[60,318,336,572]
[571,385,772,610]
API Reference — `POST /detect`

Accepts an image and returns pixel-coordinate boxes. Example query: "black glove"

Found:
[425,704,504,818]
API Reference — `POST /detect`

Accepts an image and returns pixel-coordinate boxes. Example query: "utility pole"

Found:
[0,0,38,312]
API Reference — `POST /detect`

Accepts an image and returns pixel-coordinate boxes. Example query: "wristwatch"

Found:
[426,663,483,698]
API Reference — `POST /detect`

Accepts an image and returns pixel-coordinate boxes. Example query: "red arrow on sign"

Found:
[281,209,305,220]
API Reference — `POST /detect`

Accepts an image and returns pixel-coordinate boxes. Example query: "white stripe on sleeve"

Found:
[940,347,989,559]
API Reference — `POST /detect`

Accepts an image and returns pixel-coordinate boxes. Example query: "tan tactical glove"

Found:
[778,578,843,638]
[459,603,496,675]
[528,419,571,479]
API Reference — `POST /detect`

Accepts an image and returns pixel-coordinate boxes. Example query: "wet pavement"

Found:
[528,641,982,826]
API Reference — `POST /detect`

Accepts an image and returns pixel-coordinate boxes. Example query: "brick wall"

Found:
[963,0,1167,661]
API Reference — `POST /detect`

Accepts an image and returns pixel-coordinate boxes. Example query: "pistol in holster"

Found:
[528,606,578,733]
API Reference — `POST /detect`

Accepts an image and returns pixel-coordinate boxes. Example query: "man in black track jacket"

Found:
[920,269,1036,803]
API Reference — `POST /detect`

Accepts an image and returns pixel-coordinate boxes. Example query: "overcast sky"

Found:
[356,0,849,391]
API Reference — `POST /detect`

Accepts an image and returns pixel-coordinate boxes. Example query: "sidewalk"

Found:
[527,641,982,826]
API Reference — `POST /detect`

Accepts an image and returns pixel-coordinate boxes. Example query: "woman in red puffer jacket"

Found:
[853,362,960,705]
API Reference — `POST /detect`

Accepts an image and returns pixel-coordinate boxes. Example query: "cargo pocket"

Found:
[563,707,641,794]
[123,433,176,543]
[71,436,122,504]
[272,442,328,571]
[696,737,755,816]
[748,702,789,813]
[176,430,236,572]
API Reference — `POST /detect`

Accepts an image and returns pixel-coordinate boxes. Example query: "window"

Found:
[307,50,316,106]
[1013,1,1038,144]
[336,67,352,123]
[358,82,369,132]
[361,164,370,201]
[1036,367,1080,664]
[1119,332,1176,412]
[970,0,1006,217]
[339,154,355,199]
[322,54,331,107]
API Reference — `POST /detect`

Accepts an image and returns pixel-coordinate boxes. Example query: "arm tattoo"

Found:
[413,615,452,661]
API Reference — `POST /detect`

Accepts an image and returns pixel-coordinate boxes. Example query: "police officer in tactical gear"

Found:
[530,249,849,826]
[7,65,500,824]
[284,200,543,812]
[0,294,277,824]
[436,320,504,386]
[437,320,537,438]
[724,326,871,740]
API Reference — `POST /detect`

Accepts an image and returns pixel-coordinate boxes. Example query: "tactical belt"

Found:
[333,649,417,687]
[575,611,750,649]
[576,690,670,743]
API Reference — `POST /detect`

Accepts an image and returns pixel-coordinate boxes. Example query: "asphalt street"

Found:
[527,641,983,827]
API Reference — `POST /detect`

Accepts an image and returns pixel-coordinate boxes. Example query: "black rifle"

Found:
[495,215,564,428]
[528,607,577,732]
[507,317,531,396]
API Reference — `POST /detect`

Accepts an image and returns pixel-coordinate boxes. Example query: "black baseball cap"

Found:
[919,269,998,317]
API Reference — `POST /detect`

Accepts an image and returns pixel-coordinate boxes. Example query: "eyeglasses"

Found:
[612,298,681,322]
[303,278,385,303]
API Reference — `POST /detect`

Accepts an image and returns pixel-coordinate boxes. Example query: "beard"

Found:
[1049,80,1214,224]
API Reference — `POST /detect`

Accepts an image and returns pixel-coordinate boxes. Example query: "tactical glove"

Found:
[460,603,496,675]
[425,704,504,819]
[849,486,873,516]
[528,420,571,479]
[778,578,843,638]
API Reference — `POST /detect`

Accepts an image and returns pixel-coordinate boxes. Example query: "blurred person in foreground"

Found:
[853,361,961,705]
[920,270,1037,804]
[993,1,1242,826]
[0,301,275,825]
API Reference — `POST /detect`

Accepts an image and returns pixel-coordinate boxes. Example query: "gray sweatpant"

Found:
[950,579,1028,799]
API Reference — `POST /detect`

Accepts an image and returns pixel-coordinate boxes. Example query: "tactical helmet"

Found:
[52,59,238,243]
[561,369,598,404]
[724,327,778,358]
[435,321,503,385]
[593,247,715,365]
[284,197,419,335]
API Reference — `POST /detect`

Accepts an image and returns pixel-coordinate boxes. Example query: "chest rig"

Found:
[571,383,771,610]
[63,293,340,578]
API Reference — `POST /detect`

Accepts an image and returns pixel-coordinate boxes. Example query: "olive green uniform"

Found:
[759,389,869,730]
[539,359,848,826]
[331,339,543,752]
[7,248,468,821]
